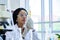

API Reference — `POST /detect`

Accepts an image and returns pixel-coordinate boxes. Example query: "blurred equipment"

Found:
[0,4,12,40]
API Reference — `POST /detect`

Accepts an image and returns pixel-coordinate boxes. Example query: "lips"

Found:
[22,20,26,22]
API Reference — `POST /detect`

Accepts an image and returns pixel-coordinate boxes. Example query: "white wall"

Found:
[20,0,25,8]
[0,0,7,4]
[10,0,20,10]
[0,0,29,11]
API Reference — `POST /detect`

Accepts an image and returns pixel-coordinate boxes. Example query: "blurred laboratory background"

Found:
[0,0,60,40]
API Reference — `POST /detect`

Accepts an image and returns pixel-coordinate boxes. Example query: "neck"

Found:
[17,23,23,28]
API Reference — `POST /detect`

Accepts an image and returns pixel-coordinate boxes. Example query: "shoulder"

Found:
[5,25,17,35]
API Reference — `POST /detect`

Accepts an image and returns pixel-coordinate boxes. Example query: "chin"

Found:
[22,22,25,24]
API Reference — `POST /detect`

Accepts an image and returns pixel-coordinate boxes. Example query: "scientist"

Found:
[6,8,28,40]
[6,8,40,40]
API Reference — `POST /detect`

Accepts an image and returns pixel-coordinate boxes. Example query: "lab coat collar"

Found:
[15,24,19,29]
[14,24,21,33]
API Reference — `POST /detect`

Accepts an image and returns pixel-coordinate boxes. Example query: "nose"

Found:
[23,15,27,19]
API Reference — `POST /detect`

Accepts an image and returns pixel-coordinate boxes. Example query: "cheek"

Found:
[17,17,27,24]
[16,17,21,23]
[18,17,22,22]
[18,17,24,24]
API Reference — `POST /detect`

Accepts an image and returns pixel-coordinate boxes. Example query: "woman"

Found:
[6,8,40,40]
[6,8,28,40]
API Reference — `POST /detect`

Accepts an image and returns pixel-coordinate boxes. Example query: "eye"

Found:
[19,13,27,17]
[25,14,27,16]
[20,14,23,17]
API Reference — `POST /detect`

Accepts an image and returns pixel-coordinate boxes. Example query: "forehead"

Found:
[19,10,27,14]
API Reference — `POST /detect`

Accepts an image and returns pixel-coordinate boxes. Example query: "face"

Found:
[16,10,27,25]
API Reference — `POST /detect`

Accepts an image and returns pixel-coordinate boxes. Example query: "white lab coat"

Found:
[5,24,40,40]
[6,24,23,40]
[24,29,40,40]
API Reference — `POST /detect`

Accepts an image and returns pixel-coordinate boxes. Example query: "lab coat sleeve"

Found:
[5,30,23,40]
[5,26,15,40]
[5,25,23,40]
[32,30,40,40]
[5,31,14,40]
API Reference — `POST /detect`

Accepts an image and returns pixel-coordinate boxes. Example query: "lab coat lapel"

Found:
[14,24,23,40]
[24,29,33,40]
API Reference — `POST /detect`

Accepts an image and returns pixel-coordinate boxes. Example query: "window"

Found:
[29,0,41,31]
[53,0,60,32]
